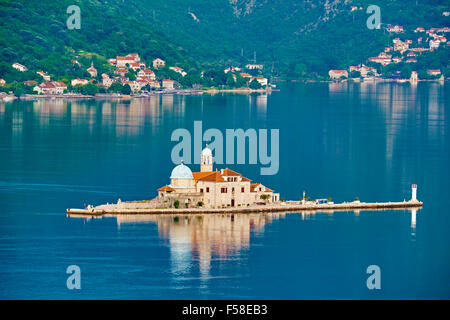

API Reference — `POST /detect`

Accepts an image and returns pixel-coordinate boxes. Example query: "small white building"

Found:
[428,69,441,76]
[37,71,51,81]
[429,39,440,49]
[0,78,5,86]
[12,63,28,72]
[71,78,89,86]
[137,69,156,80]
[245,64,263,70]
[328,70,348,79]
[169,66,187,77]
[162,79,174,90]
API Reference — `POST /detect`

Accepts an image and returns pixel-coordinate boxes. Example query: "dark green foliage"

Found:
[0,0,448,82]
[121,84,132,94]
[249,78,262,89]
[108,82,123,93]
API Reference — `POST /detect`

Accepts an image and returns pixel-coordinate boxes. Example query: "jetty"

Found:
[66,198,422,216]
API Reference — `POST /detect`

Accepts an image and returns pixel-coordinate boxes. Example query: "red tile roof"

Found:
[158,185,175,192]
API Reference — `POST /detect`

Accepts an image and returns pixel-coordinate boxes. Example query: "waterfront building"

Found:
[33,82,67,94]
[162,79,174,89]
[427,69,441,76]
[249,76,268,87]
[157,147,279,208]
[328,70,348,79]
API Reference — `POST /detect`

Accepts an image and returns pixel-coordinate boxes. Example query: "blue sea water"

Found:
[0,82,449,299]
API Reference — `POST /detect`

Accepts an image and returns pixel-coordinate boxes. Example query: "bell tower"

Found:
[201,146,213,172]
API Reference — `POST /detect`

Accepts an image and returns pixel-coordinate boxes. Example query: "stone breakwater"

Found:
[66,200,423,216]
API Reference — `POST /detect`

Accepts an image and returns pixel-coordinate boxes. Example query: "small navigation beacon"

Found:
[411,184,417,201]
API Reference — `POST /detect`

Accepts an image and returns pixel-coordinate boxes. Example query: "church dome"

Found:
[170,162,193,179]
[201,146,212,156]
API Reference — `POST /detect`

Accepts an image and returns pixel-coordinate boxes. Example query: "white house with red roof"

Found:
[328,70,348,79]
[162,79,174,89]
[23,80,37,86]
[153,58,165,69]
[128,62,141,71]
[137,69,156,80]
[368,52,392,65]
[239,72,252,79]
[427,69,441,76]
[169,66,187,77]
[114,68,128,77]
[36,71,51,81]
[116,55,137,68]
[33,82,67,95]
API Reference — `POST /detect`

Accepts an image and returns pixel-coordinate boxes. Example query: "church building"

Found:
[157,147,279,208]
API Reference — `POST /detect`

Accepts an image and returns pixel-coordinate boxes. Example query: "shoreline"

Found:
[67,199,423,216]
[5,88,273,102]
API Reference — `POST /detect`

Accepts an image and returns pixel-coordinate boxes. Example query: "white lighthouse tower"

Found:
[411,184,417,202]
[201,146,213,172]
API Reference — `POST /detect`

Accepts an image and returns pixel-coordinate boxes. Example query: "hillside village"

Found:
[1,5,449,97]
[0,53,270,97]
[329,10,450,82]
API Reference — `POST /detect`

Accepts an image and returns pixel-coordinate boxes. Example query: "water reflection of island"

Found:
[116,213,284,278]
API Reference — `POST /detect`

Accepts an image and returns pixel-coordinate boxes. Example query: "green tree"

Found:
[108,82,123,93]
[81,83,99,95]
[121,84,132,94]
[350,70,361,78]
[249,78,262,89]
[125,70,136,81]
